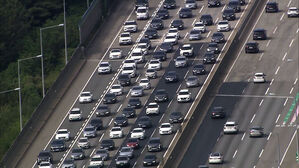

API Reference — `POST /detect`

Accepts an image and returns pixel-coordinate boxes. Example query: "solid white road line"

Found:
[280,130,297,165]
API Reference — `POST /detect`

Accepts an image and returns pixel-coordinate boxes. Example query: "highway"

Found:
[179,0,299,167]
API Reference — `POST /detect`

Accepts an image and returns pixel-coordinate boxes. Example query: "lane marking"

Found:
[184,32,189,39]
[207,31,211,38]
[184,70,189,79]
[284,98,288,106]
[273,26,277,34]
[296,28,299,33]
[241,133,246,141]
[221,5,226,12]
[282,52,287,61]
[176,7,181,15]
[289,39,294,47]
[192,19,197,26]
[215,17,219,23]
[289,87,294,94]
[259,99,264,106]
[283,92,299,124]
[259,53,264,61]
[199,6,204,13]
[216,94,293,99]
[259,149,264,158]
[275,114,280,124]
[294,78,298,85]
[250,114,256,123]
[265,87,269,95]
[275,66,280,75]
[266,40,271,47]
[167,99,173,108]
[176,84,182,93]
[287,0,292,7]
[267,132,272,141]
[280,130,297,165]
[270,78,274,85]
[117,104,123,112]
[233,150,238,158]
[109,118,113,125]
[159,113,165,123]
[280,13,285,21]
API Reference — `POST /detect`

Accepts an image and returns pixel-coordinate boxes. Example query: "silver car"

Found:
[119,147,134,158]
[186,76,200,87]
[62,159,76,168]
[131,86,144,97]
[77,137,90,149]
[145,69,157,79]
[115,156,130,167]
[83,126,96,138]
[249,127,264,137]
[175,56,187,68]
[94,149,109,161]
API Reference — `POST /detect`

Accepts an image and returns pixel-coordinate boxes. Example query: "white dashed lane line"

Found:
[259,149,264,158]
[282,52,287,61]
[280,13,285,21]
[233,150,238,158]
[266,40,271,47]
[267,132,272,140]
[259,99,264,106]
[275,114,281,124]
[250,114,256,123]
[289,39,294,47]
[273,26,277,34]
[275,66,280,75]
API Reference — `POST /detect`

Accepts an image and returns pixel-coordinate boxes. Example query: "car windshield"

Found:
[96,150,106,154]
[117,156,128,161]
[137,8,147,13]
[112,85,121,89]
[169,29,177,33]
[121,148,131,152]
[129,98,139,102]
[121,33,130,37]
[145,155,155,159]
[91,157,102,161]
[105,93,115,98]
[85,127,94,131]
[166,35,176,39]
[177,57,186,61]
[157,90,166,95]
[148,104,158,108]
[161,124,170,128]
[140,117,149,121]
[111,127,121,131]
[218,21,228,25]
[202,15,211,19]
[72,149,82,153]
[52,140,64,145]
[229,1,239,6]
[150,139,160,143]
[168,72,176,75]
[100,63,109,67]
[140,79,149,83]
[132,52,142,56]
[182,46,192,50]
[123,66,134,70]
[115,116,125,121]
[81,93,90,96]
[125,21,136,25]
[213,33,223,37]
[152,19,161,23]
[173,20,182,24]
[181,8,190,12]
[70,110,80,114]
[150,60,160,64]
[179,91,189,95]
[102,140,112,144]
[209,43,217,47]
[58,130,68,134]
[195,23,204,27]
[147,29,156,33]
[133,129,143,133]
[187,76,197,81]
[147,69,155,73]
[190,30,200,34]
[98,106,108,110]
[79,138,88,142]
[125,59,135,63]
[172,112,181,116]
[132,86,142,90]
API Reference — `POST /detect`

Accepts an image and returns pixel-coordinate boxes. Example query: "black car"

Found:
[169,112,184,123]
[156,8,169,19]
[96,105,110,117]
[200,14,213,26]
[103,93,117,104]
[192,64,206,75]
[266,2,278,13]
[159,42,173,53]
[189,29,202,41]
[155,89,169,102]
[114,116,128,127]
[139,37,151,49]
[179,8,192,18]
[170,19,184,30]
[227,0,241,13]
[37,150,53,165]
[135,0,149,10]
[137,116,152,128]
[143,154,158,166]
[253,29,267,40]
[211,106,226,118]
[145,28,158,39]
[128,98,142,108]
[118,74,131,86]
[122,107,136,118]
[245,42,259,53]
[100,139,115,150]
[164,71,178,83]
[203,52,216,64]
[163,0,176,9]
[153,51,167,61]
[211,32,225,43]
[90,118,103,130]
[71,148,85,160]
[222,9,236,21]
[147,137,162,152]
[208,0,221,7]
[150,18,164,30]
[207,42,220,54]
[50,139,66,152]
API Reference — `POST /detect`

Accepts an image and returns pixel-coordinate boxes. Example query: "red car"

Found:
[126,138,139,149]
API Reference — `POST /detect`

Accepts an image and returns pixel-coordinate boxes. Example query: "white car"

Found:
[193,21,206,33]
[139,78,151,89]
[136,6,149,20]
[159,123,173,135]
[124,20,138,32]
[217,20,231,32]
[121,66,136,78]
[167,28,180,39]
[175,56,187,68]
[69,108,82,121]
[177,89,191,102]
[180,44,194,57]
[109,84,123,95]
[39,162,53,168]
[79,91,93,103]
[136,43,148,55]
[146,102,160,115]
[98,62,112,74]
[148,59,162,70]
[209,152,223,164]
[131,128,145,139]
[288,7,299,17]
[119,32,132,45]
[55,129,70,141]
[253,73,266,83]
[109,127,123,139]
[89,156,104,166]
[123,59,137,68]
[109,48,123,59]
[131,48,145,63]
[223,121,239,134]
[164,34,178,45]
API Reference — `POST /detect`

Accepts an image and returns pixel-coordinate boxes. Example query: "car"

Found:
[37,151,53,165]
[265,2,278,13]
[119,32,132,45]
[156,8,169,19]
[148,59,162,70]
[211,106,226,118]
[180,44,194,57]
[200,14,213,26]
[167,28,180,39]
[198,165,209,168]
[207,42,220,54]
[192,64,206,75]
[164,34,178,45]
[135,0,149,9]
[145,68,157,79]
[139,78,151,89]
[90,118,103,130]
[94,149,109,161]
[169,112,184,123]
[150,18,164,30]
[118,74,131,86]
[253,28,267,40]
[109,84,123,96]
[249,127,264,137]
[50,139,66,152]
[69,108,82,121]
[164,71,178,83]
[203,51,216,64]
[139,37,152,49]
[123,59,137,68]
[121,66,137,78]
[109,48,123,59]
[227,0,241,13]
[245,42,259,53]
[153,51,167,61]
[217,20,231,32]
[170,19,184,30]
[209,152,223,164]
[136,43,148,55]
[179,8,193,18]
[189,29,202,40]
[208,0,221,7]
[55,129,70,141]
[89,156,104,167]
[62,159,76,168]
[239,0,246,5]
[175,56,187,68]
[145,28,158,39]
[96,105,110,117]
[223,121,239,134]
[186,75,200,87]
[253,72,266,83]
[211,32,225,43]
[114,116,128,127]
[115,156,130,168]
[146,102,160,115]
[130,86,144,97]
[131,128,146,139]
[143,154,158,166]
[124,20,138,32]
[98,62,112,74]
[147,137,162,152]
[159,42,173,53]
[136,6,149,20]
[138,116,152,128]
[122,107,136,118]
[177,89,191,102]
[79,91,93,103]
[77,137,90,149]
[159,123,173,135]
[185,0,197,9]
[127,138,140,149]
[39,162,53,168]
[128,98,142,109]
[131,48,145,63]
[119,147,134,158]
[154,89,168,102]
[222,8,236,21]
[83,126,96,138]
[100,139,115,150]
[110,126,123,139]
[288,7,299,17]
[103,93,117,104]
[71,148,85,160]
[163,0,176,9]
[193,21,206,33]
